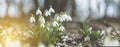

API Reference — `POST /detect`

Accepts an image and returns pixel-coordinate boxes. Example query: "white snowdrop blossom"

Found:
[66,15,72,21]
[59,26,65,31]
[59,16,65,22]
[55,13,72,22]
[30,16,35,23]
[44,10,51,16]
[49,7,55,13]
[62,14,72,21]
[55,14,63,22]
[36,8,42,15]
[55,14,60,21]
[88,27,92,34]
[39,16,45,27]
[52,21,59,27]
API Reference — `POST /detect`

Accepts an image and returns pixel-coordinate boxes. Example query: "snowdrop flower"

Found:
[66,15,72,21]
[39,16,45,27]
[55,13,72,22]
[54,14,64,22]
[36,8,42,15]
[44,10,51,16]
[30,15,35,23]
[52,21,59,27]
[59,16,65,22]
[59,26,65,31]
[49,7,55,13]
[62,14,72,21]
[54,14,60,21]
[88,27,92,34]
[88,27,92,31]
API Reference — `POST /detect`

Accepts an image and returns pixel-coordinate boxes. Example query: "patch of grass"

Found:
[80,24,103,47]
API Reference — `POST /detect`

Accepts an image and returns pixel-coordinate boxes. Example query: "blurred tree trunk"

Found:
[44,0,67,12]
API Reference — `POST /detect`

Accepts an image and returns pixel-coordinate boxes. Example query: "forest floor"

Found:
[59,17,120,47]
[0,16,120,47]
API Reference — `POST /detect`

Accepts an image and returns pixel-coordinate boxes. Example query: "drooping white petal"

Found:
[68,16,72,21]
[54,13,72,22]
[30,16,35,23]
[52,21,59,27]
[49,7,55,13]
[59,26,65,31]
[44,10,51,16]
[36,8,42,15]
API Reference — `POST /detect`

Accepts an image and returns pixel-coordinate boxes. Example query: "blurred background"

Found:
[0,0,120,21]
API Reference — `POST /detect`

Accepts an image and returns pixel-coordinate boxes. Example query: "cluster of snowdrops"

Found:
[29,6,72,45]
